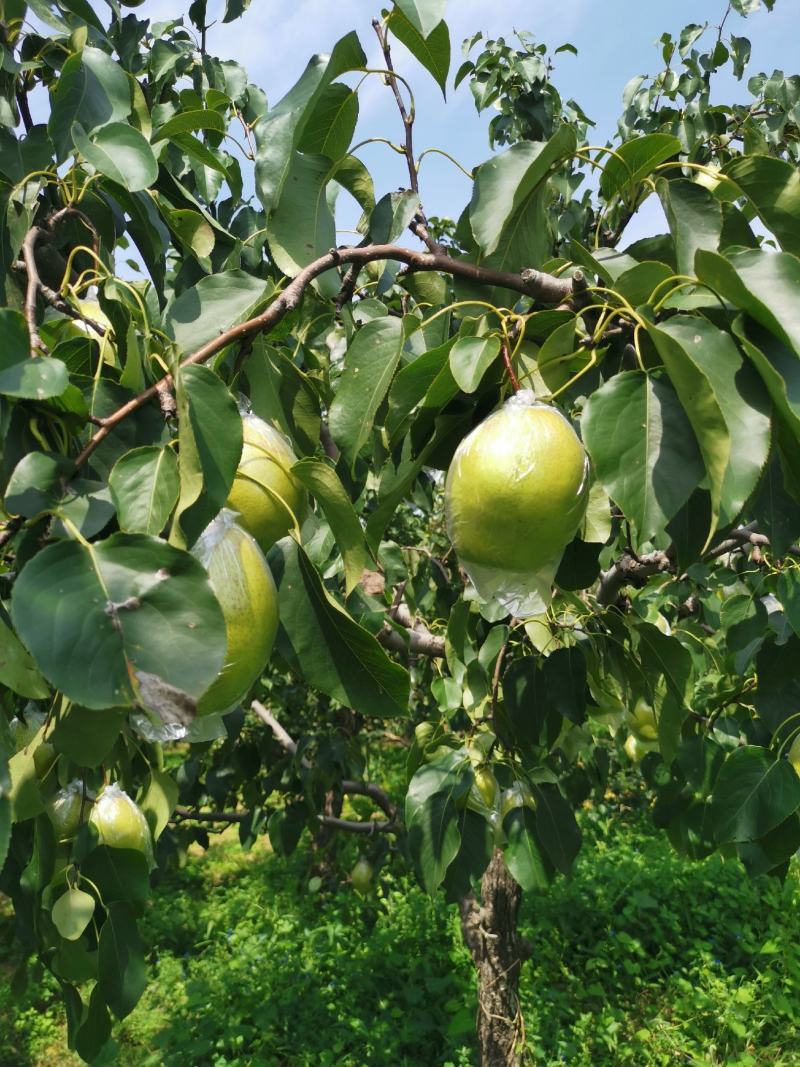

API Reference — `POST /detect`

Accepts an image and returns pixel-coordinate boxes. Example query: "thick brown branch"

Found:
[378,601,446,658]
[74,243,574,469]
[596,550,673,606]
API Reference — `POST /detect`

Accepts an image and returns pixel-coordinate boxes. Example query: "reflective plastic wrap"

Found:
[226,402,308,551]
[445,390,589,616]
[89,782,155,868]
[47,779,86,842]
[193,507,279,716]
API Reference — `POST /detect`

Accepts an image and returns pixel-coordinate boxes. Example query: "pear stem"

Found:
[501,341,521,392]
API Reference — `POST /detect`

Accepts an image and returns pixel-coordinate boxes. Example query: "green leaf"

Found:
[8,725,47,821]
[267,803,307,857]
[710,746,800,844]
[406,753,469,895]
[0,309,68,399]
[368,189,421,245]
[778,572,800,640]
[48,46,132,161]
[722,154,800,256]
[244,339,321,455]
[5,453,113,538]
[139,769,178,841]
[393,0,446,39]
[52,888,95,942]
[386,337,455,442]
[170,365,242,548]
[738,813,800,879]
[328,317,405,472]
[534,784,581,876]
[614,261,673,308]
[0,612,48,699]
[50,705,126,768]
[81,847,151,904]
[695,248,800,359]
[599,133,680,202]
[270,539,410,718]
[388,9,449,96]
[733,317,800,445]
[448,334,500,394]
[543,646,587,725]
[753,455,800,555]
[223,0,252,21]
[109,446,180,536]
[500,657,558,754]
[165,209,215,262]
[97,902,147,1020]
[254,31,366,211]
[297,82,359,160]
[635,622,692,762]
[74,986,111,1064]
[657,178,722,276]
[291,458,372,595]
[10,533,227,710]
[153,109,226,140]
[265,152,336,288]
[650,315,770,531]
[164,269,267,356]
[332,154,375,213]
[470,127,576,256]
[71,122,158,193]
[364,432,441,554]
[582,371,704,546]
[503,806,551,890]
[647,324,731,541]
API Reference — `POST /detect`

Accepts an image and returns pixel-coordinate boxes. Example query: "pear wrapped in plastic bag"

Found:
[445,390,589,616]
[193,508,279,716]
[89,783,155,868]
[47,779,87,843]
[226,405,308,552]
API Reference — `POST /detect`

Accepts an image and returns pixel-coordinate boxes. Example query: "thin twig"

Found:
[372,17,443,254]
[251,701,398,831]
[500,341,520,392]
[21,226,47,353]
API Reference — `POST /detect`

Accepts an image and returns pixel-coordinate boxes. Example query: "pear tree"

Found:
[1,0,800,1063]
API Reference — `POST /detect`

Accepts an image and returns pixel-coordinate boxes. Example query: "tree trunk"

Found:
[459,849,526,1067]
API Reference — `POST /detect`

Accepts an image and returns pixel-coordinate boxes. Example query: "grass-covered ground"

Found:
[2,795,799,1066]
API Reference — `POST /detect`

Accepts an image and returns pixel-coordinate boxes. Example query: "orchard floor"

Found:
[2,796,799,1067]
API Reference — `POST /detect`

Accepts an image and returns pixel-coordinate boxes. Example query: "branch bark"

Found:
[459,850,528,1067]
[21,226,47,353]
[372,18,443,255]
[73,243,574,469]
[596,550,673,606]
[251,701,398,832]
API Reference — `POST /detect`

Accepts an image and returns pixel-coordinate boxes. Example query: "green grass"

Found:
[2,798,800,1066]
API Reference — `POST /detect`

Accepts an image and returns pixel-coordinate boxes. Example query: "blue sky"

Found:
[161,0,797,245]
[30,1,800,247]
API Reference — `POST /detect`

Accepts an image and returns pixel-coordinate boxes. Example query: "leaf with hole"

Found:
[10,534,226,710]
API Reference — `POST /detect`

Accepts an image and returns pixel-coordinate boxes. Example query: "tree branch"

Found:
[372,18,443,255]
[378,601,446,658]
[251,701,398,830]
[173,806,247,823]
[74,243,575,469]
[596,550,673,606]
[21,226,47,353]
